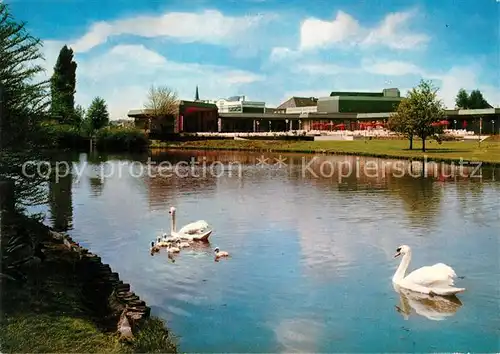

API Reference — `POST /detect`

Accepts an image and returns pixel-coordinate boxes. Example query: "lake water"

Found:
[40,150,499,352]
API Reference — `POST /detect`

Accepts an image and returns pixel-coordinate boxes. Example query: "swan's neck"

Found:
[171,212,176,233]
[393,251,411,283]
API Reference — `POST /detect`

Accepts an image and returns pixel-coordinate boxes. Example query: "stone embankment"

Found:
[48,229,150,341]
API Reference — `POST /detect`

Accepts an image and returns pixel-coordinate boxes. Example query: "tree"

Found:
[389,80,445,152]
[0,3,50,148]
[388,98,415,150]
[455,88,469,109]
[410,80,445,152]
[50,45,77,124]
[74,104,85,126]
[85,97,109,133]
[468,89,492,109]
[144,85,179,117]
[454,88,492,109]
[0,2,50,207]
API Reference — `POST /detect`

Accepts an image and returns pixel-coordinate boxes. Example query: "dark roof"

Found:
[330,91,383,97]
[293,97,318,107]
[277,96,318,109]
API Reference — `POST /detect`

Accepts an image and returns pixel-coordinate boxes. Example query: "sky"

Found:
[8,0,500,119]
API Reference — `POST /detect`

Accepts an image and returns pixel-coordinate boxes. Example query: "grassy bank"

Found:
[0,212,177,353]
[159,139,500,165]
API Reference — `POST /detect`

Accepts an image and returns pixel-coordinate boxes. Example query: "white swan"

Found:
[393,283,463,321]
[168,206,212,242]
[392,245,465,296]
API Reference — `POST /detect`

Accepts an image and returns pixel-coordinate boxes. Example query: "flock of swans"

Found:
[149,207,229,261]
[149,207,467,319]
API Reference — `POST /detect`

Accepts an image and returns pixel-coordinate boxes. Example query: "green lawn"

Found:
[158,139,500,165]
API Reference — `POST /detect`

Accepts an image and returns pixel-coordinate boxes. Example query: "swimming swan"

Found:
[176,239,191,249]
[393,283,463,321]
[392,245,465,296]
[150,241,161,254]
[167,244,180,254]
[168,206,212,242]
[214,247,229,260]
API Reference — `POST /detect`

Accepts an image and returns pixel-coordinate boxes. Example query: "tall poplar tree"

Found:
[50,45,77,124]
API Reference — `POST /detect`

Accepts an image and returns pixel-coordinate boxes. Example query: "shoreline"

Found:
[152,141,500,167]
[0,211,177,353]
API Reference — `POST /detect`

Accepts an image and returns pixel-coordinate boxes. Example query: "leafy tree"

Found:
[455,88,469,109]
[388,98,415,150]
[50,45,77,124]
[85,96,109,133]
[74,104,85,126]
[410,80,445,152]
[144,85,179,117]
[389,80,445,152]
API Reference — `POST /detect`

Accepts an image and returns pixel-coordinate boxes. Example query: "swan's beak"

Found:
[394,251,401,258]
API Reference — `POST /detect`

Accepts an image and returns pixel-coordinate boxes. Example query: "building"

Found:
[277,96,318,114]
[212,95,266,114]
[128,100,218,138]
[318,88,402,113]
[218,88,499,134]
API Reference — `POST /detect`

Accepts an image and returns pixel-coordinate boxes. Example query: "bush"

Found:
[95,126,148,151]
[38,122,87,149]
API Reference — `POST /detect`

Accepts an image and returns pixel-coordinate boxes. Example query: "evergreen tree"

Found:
[85,97,109,132]
[50,45,77,124]
[0,2,50,208]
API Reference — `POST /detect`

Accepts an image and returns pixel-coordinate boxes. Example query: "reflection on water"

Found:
[40,150,500,353]
[393,284,463,321]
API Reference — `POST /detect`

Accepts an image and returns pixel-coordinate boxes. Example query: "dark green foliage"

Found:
[0,3,51,209]
[468,90,492,109]
[95,126,148,151]
[38,121,87,149]
[85,96,109,132]
[0,3,50,149]
[50,45,77,124]
[455,88,492,109]
[455,88,469,109]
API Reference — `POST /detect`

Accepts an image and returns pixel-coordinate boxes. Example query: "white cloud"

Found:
[269,47,300,62]
[361,10,429,50]
[361,59,426,76]
[70,10,275,53]
[296,63,354,75]
[299,10,361,50]
[273,8,429,57]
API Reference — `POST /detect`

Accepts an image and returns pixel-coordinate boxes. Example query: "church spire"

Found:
[195,85,200,101]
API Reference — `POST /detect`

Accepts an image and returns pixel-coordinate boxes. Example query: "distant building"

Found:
[213,95,265,114]
[128,100,218,137]
[318,88,402,113]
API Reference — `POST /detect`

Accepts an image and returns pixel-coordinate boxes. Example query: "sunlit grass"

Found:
[160,139,500,164]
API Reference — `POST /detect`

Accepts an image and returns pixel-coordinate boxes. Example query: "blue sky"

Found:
[8,0,500,119]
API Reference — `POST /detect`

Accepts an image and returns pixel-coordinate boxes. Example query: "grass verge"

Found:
[158,139,500,165]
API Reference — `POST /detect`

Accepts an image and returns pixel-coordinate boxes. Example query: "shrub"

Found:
[95,126,148,151]
[38,121,87,149]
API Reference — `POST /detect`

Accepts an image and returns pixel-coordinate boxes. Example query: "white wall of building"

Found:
[285,106,318,114]
[213,96,266,113]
